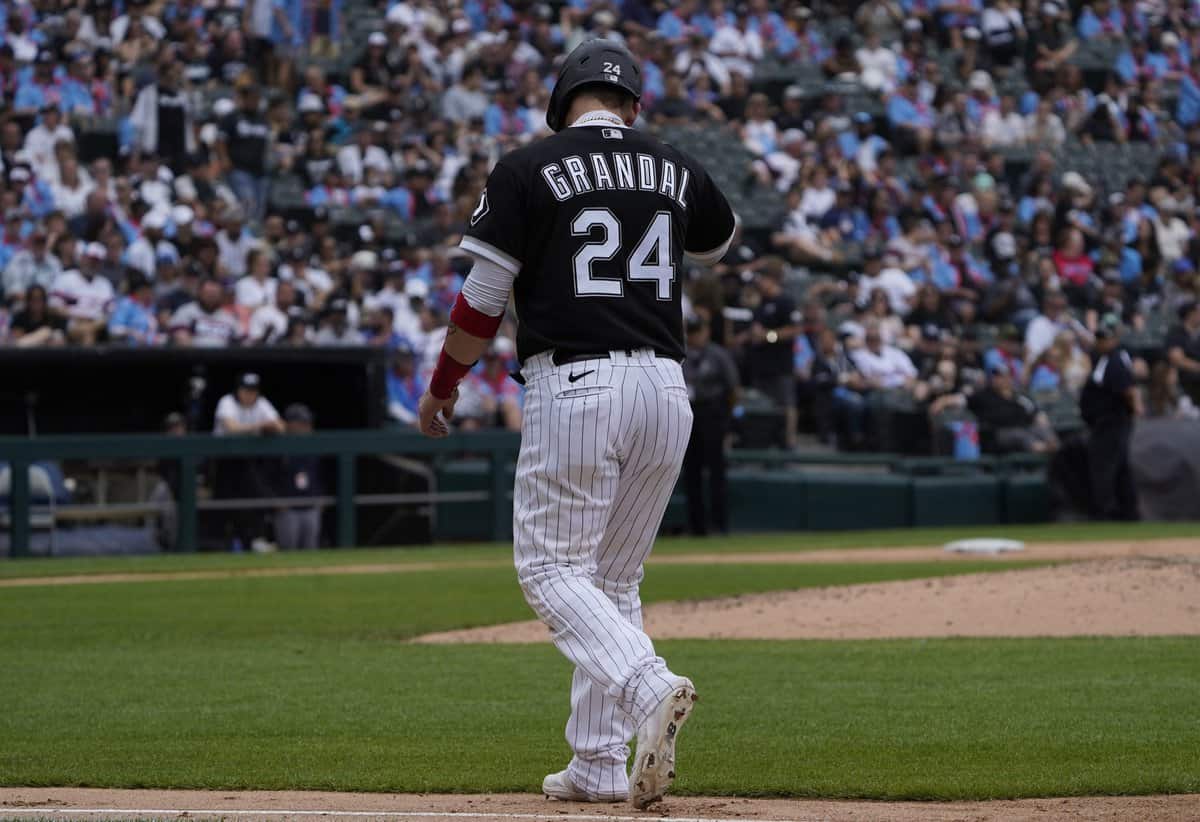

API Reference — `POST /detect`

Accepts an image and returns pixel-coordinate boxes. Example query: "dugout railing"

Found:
[0,430,522,557]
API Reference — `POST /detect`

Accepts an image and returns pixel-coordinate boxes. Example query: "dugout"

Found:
[0,346,389,435]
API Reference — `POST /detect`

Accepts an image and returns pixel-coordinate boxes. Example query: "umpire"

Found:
[682,314,739,536]
[1079,314,1142,520]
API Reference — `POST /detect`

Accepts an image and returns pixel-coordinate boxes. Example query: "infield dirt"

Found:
[2,787,1198,822]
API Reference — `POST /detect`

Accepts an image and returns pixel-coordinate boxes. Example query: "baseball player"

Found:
[417,40,737,809]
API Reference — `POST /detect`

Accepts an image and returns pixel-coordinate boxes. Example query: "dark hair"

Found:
[570,83,635,112]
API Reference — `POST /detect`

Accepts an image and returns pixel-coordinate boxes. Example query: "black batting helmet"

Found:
[545,39,642,132]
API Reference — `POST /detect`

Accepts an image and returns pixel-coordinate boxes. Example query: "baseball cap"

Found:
[171,204,194,225]
[854,111,873,124]
[284,403,314,424]
[684,314,706,333]
[1177,299,1199,320]
[987,361,1011,377]
[83,241,107,259]
[392,338,415,357]
[405,278,430,299]
[368,31,387,46]
[784,84,804,101]
[239,372,262,390]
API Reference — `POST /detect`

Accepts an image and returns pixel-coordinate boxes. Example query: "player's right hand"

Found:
[418,388,459,438]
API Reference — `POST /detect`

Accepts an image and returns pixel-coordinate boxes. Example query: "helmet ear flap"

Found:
[546,84,564,132]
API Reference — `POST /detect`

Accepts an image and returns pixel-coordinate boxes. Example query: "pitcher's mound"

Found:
[416,557,1200,643]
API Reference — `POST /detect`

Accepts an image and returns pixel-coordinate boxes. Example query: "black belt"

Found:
[551,349,676,366]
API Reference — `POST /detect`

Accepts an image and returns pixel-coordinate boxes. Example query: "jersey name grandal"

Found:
[541,153,690,207]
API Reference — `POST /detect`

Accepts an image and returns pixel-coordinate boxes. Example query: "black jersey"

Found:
[460,123,736,364]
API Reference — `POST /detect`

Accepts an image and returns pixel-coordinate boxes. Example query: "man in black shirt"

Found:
[217,82,272,220]
[747,264,802,448]
[414,40,736,809]
[681,314,739,536]
[1079,315,1141,519]
[1166,300,1200,405]
[967,363,1058,453]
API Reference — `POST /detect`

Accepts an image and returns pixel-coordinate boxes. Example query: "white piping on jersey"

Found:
[460,254,516,317]
[569,110,628,128]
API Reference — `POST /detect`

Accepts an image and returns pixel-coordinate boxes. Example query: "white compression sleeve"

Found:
[459,255,516,317]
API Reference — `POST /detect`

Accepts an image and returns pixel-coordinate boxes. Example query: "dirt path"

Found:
[3,538,1196,588]
[1,787,1196,822]
[416,556,1200,642]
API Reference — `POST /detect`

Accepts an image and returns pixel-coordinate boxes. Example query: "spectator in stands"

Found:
[1145,361,1200,420]
[887,75,935,154]
[7,284,66,347]
[818,324,872,449]
[386,341,421,426]
[170,278,242,347]
[860,247,916,316]
[1027,1,1078,88]
[1025,289,1093,363]
[107,272,160,346]
[249,280,298,345]
[1166,299,1200,404]
[968,362,1059,453]
[235,248,277,313]
[125,210,171,278]
[855,0,905,44]
[3,229,61,303]
[217,81,272,221]
[982,95,1028,148]
[23,104,74,182]
[852,320,920,392]
[981,0,1026,67]
[130,58,195,172]
[313,298,359,346]
[268,403,322,550]
[468,336,522,432]
[49,242,114,345]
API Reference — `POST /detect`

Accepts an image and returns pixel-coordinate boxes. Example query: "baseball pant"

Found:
[274,506,321,550]
[513,348,693,798]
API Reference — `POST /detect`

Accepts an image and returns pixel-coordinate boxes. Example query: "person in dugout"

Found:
[682,313,740,536]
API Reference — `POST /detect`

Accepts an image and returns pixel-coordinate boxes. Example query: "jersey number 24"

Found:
[571,208,675,301]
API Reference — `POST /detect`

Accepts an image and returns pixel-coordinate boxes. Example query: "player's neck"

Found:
[567,108,627,129]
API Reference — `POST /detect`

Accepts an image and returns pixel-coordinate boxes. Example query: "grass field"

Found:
[2,523,1198,801]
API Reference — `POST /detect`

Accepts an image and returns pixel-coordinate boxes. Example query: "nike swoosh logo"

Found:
[568,370,595,383]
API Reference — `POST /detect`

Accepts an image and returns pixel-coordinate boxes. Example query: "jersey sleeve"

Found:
[683,163,737,263]
[460,161,526,277]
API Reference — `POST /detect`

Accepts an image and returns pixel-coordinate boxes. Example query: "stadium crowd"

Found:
[2,0,1200,452]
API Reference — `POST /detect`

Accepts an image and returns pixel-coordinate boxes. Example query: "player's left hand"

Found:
[418,388,459,438]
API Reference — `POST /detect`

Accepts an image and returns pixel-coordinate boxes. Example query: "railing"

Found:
[0,430,522,557]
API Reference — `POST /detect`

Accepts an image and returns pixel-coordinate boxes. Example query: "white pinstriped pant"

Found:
[513,348,693,798]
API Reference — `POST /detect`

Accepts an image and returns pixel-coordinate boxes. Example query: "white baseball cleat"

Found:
[542,769,625,803]
[629,677,699,809]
